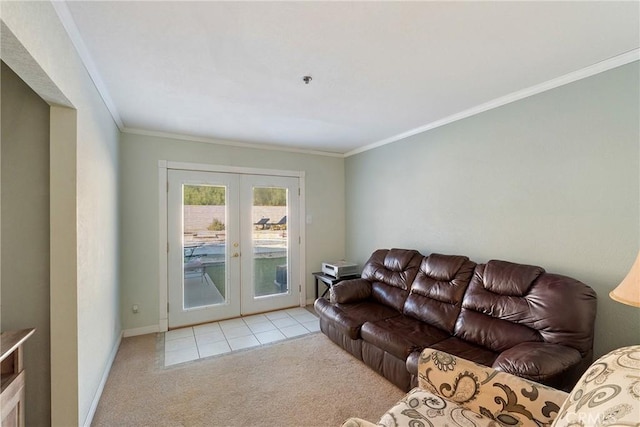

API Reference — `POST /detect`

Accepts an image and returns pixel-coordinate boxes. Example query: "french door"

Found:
[167,170,300,328]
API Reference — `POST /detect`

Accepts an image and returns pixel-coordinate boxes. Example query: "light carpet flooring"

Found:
[92,330,404,426]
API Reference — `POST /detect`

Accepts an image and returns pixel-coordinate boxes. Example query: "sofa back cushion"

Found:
[454,260,597,355]
[360,248,423,312]
[403,253,476,333]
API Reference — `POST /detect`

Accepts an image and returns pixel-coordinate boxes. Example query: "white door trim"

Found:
[158,160,306,331]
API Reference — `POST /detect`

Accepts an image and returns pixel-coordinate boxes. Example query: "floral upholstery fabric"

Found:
[552,345,640,427]
[376,388,498,427]
[416,349,569,426]
[342,417,378,427]
[342,346,639,427]
[341,349,568,427]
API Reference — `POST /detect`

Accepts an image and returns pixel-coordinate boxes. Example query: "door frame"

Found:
[158,160,306,332]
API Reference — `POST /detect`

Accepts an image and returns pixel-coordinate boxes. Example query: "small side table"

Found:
[313,272,360,299]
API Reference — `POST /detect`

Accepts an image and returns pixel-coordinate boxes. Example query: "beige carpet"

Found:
[92,332,404,427]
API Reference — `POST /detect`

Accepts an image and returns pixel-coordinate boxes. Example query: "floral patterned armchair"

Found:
[342,345,640,427]
[553,345,640,426]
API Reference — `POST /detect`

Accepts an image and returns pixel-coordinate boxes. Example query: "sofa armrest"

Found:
[492,342,582,387]
[330,278,371,304]
[418,349,568,425]
[313,297,363,340]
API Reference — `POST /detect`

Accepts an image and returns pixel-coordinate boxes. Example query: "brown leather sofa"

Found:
[314,248,597,392]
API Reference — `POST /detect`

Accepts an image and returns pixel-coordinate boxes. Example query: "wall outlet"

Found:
[132,304,139,313]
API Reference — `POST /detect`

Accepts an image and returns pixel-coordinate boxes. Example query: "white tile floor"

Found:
[164,307,320,366]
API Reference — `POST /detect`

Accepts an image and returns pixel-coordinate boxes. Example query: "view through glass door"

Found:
[240,174,300,315]
[167,170,300,328]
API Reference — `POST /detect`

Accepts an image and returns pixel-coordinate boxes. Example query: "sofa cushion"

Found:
[360,316,449,360]
[454,261,550,353]
[314,298,400,340]
[428,337,498,367]
[403,253,476,333]
[455,261,597,356]
[492,342,582,384]
[455,307,542,353]
[361,248,423,312]
[361,248,423,289]
[483,260,544,296]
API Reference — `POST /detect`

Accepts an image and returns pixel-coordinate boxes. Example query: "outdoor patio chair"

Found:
[269,216,286,228]
[254,217,269,229]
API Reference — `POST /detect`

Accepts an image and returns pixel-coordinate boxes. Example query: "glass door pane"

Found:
[240,174,300,315]
[168,170,240,328]
[183,184,227,309]
[252,186,288,297]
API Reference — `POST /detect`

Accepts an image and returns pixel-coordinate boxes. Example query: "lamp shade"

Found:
[610,251,640,307]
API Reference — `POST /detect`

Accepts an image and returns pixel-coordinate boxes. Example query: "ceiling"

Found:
[60,1,639,156]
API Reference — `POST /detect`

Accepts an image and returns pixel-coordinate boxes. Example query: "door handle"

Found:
[232,252,240,258]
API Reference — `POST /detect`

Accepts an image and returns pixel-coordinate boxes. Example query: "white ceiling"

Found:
[60,1,639,156]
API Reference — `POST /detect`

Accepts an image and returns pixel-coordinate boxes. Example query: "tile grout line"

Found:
[192,327,202,358]
[164,309,319,366]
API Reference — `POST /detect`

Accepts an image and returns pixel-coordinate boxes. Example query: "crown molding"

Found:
[51,0,124,129]
[345,49,640,158]
[50,0,638,159]
[122,127,345,158]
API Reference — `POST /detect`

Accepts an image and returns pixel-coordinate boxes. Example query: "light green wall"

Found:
[1,2,121,425]
[345,62,640,358]
[119,133,345,331]
[1,62,51,427]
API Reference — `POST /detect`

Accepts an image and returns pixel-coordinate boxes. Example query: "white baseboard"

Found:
[123,324,161,337]
[82,323,162,425]
[82,331,123,427]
